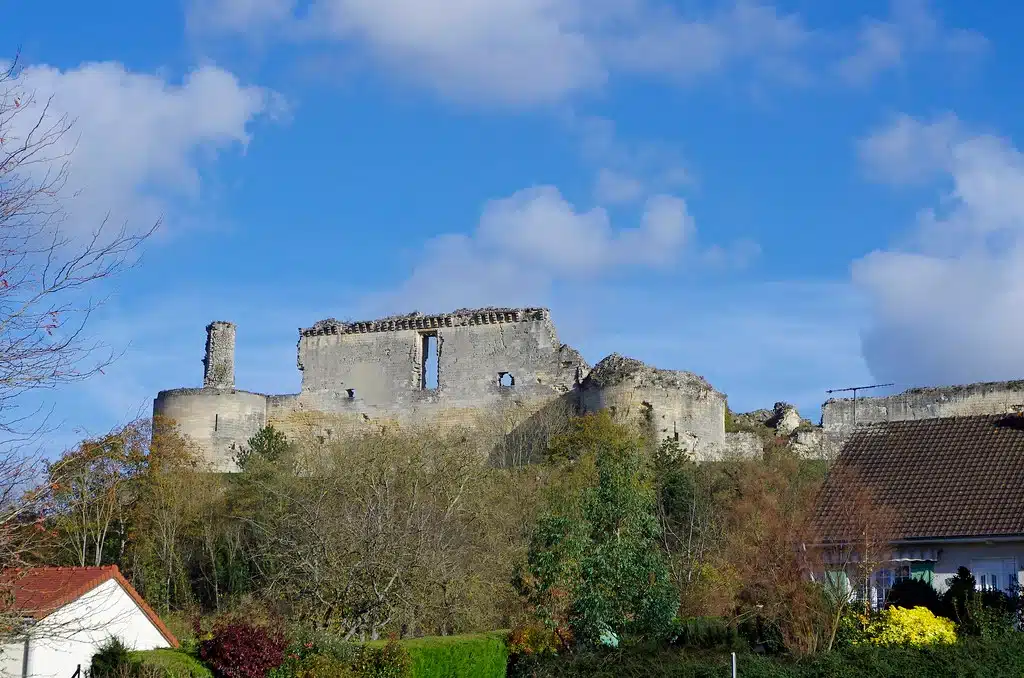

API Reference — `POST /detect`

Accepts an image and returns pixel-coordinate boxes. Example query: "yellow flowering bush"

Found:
[864,606,957,647]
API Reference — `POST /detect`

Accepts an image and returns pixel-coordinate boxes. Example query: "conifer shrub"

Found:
[884,578,942,615]
[91,637,137,677]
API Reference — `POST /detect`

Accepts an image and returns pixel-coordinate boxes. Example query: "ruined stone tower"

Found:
[203,321,236,389]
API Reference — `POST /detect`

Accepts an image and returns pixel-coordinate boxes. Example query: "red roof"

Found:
[0,566,178,647]
[816,414,1024,541]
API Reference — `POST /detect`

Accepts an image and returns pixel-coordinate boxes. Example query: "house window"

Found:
[894,564,911,584]
[874,568,894,607]
[972,558,1018,593]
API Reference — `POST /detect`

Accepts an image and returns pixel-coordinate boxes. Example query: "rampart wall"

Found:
[822,381,1024,434]
[155,310,1024,470]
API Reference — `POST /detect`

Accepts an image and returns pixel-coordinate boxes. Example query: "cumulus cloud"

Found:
[6,62,279,237]
[576,116,691,203]
[853,114,1024,386]
[838,0,987,85]
[367,185,696,312]
[188,0,815,106]
[603,1,810,85]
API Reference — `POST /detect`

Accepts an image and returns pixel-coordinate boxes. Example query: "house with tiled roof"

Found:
[0,565,177,678]
[814,413,1024,609]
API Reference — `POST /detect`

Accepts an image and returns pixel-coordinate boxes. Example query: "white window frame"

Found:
[970,558,1019,594]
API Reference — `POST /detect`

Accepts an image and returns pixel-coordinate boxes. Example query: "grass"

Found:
[366,631,509,678]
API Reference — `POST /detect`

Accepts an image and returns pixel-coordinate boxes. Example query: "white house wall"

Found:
[9,578,170,678]
[0,640,25,678]
[932,541,1024,594]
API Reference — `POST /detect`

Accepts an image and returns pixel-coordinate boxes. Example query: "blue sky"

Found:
[5,0,1024,449]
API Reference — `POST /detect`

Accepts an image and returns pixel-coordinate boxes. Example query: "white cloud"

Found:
[6,61,279,237]
[853,115,1024,386]
[189,0,814,106]
[838,0,987,85]
[702,238,762,269]
[594,168,645,204]
[187,0,297,36]
[857,112,960,185]
[575,116,691,203]
[476,186,692,273]
[603,1,811,85]
[368,185,696,312]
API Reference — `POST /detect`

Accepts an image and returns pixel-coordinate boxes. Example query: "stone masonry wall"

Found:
[203,322,236,389]
[296,308,585,407]
[822,380,1024,434]
[154,388,267,472]
[157,308,598,469]
[579,354,726,459]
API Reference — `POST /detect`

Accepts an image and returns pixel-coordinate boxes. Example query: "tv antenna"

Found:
[825,383,895,428]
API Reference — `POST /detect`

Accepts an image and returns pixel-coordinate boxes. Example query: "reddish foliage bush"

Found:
[199,620,287,678]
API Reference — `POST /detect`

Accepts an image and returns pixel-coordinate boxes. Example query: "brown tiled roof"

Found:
[0,566,178,647]
[816,414,1024,541]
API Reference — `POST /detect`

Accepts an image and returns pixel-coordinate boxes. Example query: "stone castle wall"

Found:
[203,322,236,389]
[156,308,599,470]
[155,309,1024,470]
[822,381,1024,434]
[578,354,726,456]
[153,387,267,472]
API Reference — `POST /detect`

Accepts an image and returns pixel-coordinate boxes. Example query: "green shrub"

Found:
[130,650,214,678]
[940,566,1020,637]
[885,578,943,615]
[91,637,137,678]
[354,639,412,678]
[669,617,744,650]
[505,635,1024,678]
[270,652,357,678]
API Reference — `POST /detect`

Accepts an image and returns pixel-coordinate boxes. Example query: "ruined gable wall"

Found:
[295,308,584,407]
[269,308,589,444]
[822,380,1024,434]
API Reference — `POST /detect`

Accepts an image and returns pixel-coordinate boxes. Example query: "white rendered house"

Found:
[815,414,1024,609]
[0,566,178,678]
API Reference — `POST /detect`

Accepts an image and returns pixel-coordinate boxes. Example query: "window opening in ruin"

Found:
[214,413,218,432]
[421,333,439,390]
[347,389,356,399]
[498,372,515,387]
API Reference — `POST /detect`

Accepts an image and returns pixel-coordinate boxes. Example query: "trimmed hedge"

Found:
[367,632,507,678]
[129,650,214,678]
[506,636,1024,678]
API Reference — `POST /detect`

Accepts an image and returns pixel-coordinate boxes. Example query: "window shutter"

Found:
[826,570,850,592]
[910,561,935,586]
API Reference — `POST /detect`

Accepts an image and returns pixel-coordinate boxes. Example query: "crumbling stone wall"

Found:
[203,322,235,389]
[296,308,586,408]
[579,354,726,458]
[156,308,597,469]
[822,380,1024,434]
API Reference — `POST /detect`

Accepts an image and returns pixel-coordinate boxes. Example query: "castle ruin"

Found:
[153,308,1024,470]
[155,308,734,470]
